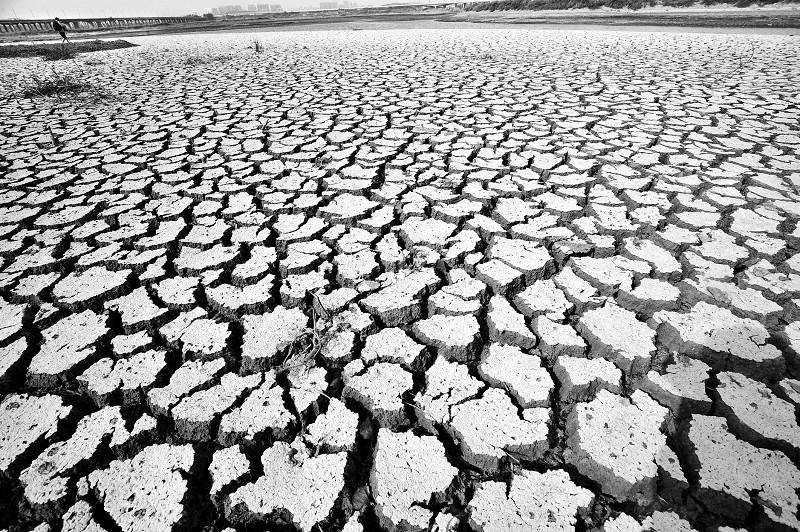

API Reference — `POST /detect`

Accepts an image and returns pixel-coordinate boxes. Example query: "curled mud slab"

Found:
[0,28,799,532]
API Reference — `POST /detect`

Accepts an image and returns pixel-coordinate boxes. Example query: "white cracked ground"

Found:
[0,27,799,532]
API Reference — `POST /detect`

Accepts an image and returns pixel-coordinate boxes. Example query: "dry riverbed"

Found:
[0,28,799,531]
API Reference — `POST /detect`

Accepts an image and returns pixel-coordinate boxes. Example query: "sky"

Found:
[0,0,328,19]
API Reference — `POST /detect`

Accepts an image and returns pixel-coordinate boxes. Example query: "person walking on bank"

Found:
[52,17,69,43]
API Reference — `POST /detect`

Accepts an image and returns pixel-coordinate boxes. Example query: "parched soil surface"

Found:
[0,29,799,532]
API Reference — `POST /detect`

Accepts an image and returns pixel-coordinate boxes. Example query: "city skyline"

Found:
[0,0,432,19]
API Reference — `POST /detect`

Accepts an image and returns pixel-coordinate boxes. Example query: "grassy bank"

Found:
[0,39,136,60]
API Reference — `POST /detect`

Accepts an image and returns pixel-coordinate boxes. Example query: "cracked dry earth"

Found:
[0,27,799,532]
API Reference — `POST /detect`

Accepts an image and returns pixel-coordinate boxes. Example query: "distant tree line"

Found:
[465,0,794,11]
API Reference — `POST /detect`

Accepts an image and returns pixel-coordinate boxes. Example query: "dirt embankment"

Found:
[0,39,136,60]
[442,0,800,28]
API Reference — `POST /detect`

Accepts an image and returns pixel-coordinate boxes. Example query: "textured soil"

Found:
[0,28,799,532]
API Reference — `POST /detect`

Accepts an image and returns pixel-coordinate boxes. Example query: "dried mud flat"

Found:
[1,28,799,532]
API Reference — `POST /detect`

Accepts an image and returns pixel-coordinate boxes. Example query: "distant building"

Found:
[242,3,284,12]
[212,4,246,15]
[319,1,338,8]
